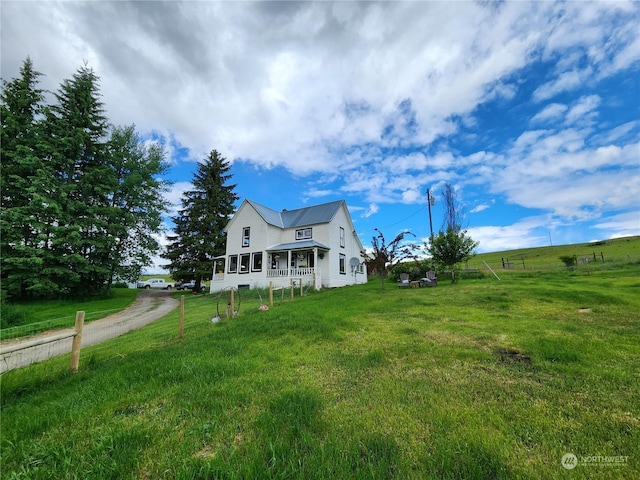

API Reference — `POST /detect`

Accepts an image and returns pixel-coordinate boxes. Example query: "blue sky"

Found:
[2,1,639,270]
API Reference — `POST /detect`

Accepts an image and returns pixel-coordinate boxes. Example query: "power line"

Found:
[377,204,427,230]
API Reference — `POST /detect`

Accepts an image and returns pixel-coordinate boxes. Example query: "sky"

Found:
[2,1,639,271]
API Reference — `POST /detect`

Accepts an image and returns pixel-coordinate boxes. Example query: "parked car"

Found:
[136,278,175,290]
[176,281,206,291]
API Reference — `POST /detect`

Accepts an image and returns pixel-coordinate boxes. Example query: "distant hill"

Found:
[471,235,640,270]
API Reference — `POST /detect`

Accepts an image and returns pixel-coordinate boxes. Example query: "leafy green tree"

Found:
[102,125,171,291]
[0,57,50,298]
[363,228,420,289]
[428,228,478,283]
[427,183,478,283]
[163,150,238,291]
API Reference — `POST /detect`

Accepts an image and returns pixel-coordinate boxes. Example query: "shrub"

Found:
[559,255,577,267]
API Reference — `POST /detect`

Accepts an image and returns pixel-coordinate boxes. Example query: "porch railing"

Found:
[267,267,316,278]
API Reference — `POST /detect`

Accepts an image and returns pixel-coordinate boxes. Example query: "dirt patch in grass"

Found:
[493,347,531,364]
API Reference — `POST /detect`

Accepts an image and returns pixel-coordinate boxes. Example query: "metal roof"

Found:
[247,199,344,229]
[267,240,330,251]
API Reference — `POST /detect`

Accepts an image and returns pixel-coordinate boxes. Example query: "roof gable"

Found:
[247,199,344,229]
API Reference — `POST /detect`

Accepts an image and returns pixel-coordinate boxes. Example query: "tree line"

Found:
[1,58,237,301]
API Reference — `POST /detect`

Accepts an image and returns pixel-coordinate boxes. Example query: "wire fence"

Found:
[0,281,318,374]
[464,253,639,275]
[1,308,126,341]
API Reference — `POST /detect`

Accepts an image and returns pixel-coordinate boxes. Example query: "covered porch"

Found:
[266,240,329,289]
[211,240,329,291]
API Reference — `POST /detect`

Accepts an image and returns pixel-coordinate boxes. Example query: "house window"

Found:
[228,255,238,273]
[252,252,263,272]
[240,254,250,273]
[340,227,345,248]
[296,228,312,240]
[339,253,346,275]
[242,227,250,247]
[214,259,225,274]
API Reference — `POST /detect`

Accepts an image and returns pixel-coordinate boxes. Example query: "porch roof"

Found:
[267,240,330,251]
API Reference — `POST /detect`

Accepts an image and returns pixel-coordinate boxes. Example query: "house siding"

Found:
[213,199,366,292]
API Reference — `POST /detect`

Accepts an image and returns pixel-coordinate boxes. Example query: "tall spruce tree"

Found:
[2,59,173,300]
[0,57,50,298]
[163,150,238,291]
[43,64,111,295]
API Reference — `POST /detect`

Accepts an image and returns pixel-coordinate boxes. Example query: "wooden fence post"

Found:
[179,295,185,338]
[299,278,303,297]
[269,281,273,307]
[290,278,294,299]
[70,311,85,373]
[230,287,235,318]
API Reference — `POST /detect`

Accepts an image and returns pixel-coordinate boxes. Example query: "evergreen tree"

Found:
[163,150,238,291]
[43,63,111,294]
[2,59,172,299]
[0,57,51,298]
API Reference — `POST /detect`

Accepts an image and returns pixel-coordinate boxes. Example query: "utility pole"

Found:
[427,188,435,242]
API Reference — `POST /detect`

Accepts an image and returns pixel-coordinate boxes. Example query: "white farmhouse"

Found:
[210,199,367,292]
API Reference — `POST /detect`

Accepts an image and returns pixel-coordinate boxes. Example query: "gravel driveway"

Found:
[0,290,179,373]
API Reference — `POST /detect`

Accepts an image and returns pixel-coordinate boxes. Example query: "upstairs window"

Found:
[242,227,250,247]
[340,227,345,248]
[296,228,312,240]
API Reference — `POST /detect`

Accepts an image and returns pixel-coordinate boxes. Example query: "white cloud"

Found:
[470,203,490,214]
[531,103,568,123]
[163,182,193,216]
[468,217,550,253]
[532,69,589,102]
[594,211,640,236]
[565,95,601,124]
[362,203,379,219]
[2,1,638,255]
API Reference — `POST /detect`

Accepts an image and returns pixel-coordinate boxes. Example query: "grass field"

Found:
[2,240,638,479]
[0,288,140,338]
[471,235,640,272]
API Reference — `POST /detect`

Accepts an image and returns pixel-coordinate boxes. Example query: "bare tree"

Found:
[429,183,478,283]
[363,228,420,289]
[441,183,465,233]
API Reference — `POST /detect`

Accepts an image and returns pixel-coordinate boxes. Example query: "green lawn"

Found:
[471,235,640,271]
[0,288,140,338]
[2,259,638,479]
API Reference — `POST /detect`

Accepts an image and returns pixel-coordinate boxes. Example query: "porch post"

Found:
[287,250,291,278]
[313,247,319,290]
